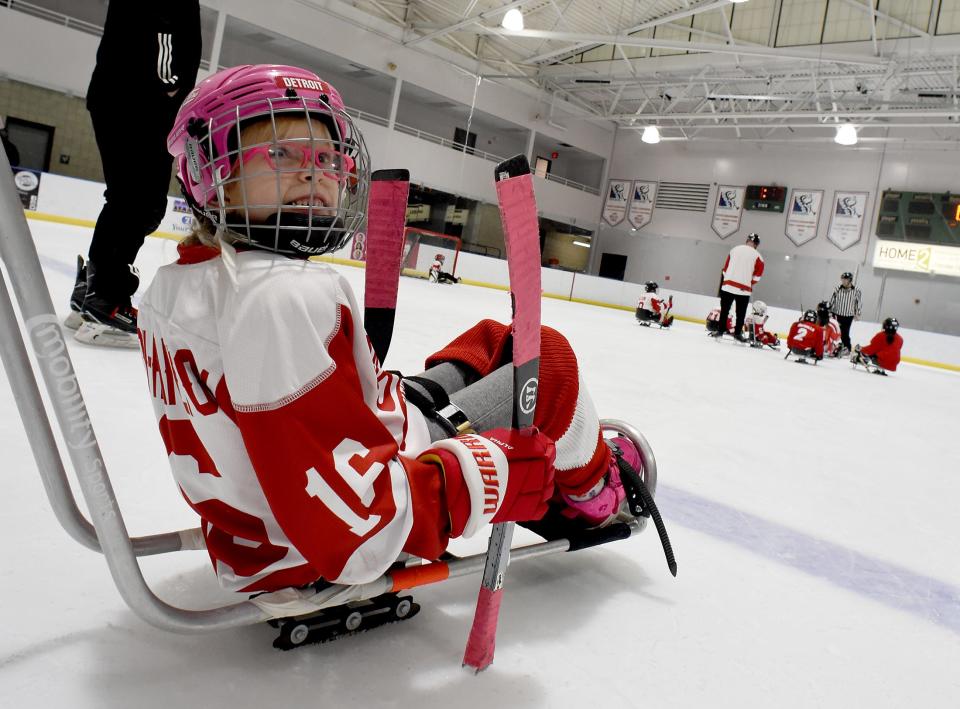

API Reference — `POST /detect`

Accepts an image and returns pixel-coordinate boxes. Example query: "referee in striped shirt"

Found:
[828,271,862,354]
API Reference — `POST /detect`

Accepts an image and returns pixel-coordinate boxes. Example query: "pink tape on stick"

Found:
[462,587,503,671]
[464,156,542,673]
[365,180,408,310]
[495,174,541,369]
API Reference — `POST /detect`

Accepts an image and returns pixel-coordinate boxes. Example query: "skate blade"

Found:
[63,311,84,331]
[74,322,139,349]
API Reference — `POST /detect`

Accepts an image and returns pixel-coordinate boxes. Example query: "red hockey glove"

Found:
[418,428,556,538]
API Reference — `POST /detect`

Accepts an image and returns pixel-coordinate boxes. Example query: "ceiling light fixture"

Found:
[642,125,661,144]
[501,8,524,31]
[572,240,592,248]
[834,123,858,146]
[707,93,791,101]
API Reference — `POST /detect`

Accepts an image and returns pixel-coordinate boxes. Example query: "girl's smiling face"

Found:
[221,115,347,223]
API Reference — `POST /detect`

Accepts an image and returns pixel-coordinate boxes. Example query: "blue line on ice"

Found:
[659,484,960,635]
[39,254,78,279]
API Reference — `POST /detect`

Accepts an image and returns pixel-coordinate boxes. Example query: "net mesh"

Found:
[401,228,462,279]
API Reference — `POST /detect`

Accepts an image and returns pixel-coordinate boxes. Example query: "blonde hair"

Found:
[181,113,332,250]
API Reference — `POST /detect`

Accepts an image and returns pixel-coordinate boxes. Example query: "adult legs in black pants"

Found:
[716,291,750,339]
[732,293,749,336]
[716,290,735,336]
[836,314,854,351]
[86,100,178,307]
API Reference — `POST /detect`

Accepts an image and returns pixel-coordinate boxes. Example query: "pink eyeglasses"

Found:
[238,142,356,183]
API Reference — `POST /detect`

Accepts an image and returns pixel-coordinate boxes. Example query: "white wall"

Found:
[393,87,530,160]
[597,136,960,334]
[0,10,99,96]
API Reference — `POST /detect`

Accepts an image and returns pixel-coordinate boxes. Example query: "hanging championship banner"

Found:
[711,185,745,238]
[602,178,630,226]
[827,191,869,251]
[628,180,657,229]
[784,189,824,246]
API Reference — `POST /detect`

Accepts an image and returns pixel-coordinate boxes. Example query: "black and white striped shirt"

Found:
[829,285,861,317]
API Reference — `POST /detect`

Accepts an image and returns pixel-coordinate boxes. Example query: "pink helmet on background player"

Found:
[167,64,370,257]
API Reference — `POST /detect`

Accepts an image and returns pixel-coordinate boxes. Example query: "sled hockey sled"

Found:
[0,151,669,649]
[850,351,888,376]
[784,348,820,365]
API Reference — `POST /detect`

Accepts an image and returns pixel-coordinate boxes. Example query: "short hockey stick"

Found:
[364,169,410,364]
[463,154,542,672]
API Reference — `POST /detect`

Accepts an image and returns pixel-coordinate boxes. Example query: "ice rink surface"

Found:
[2,220,958,708]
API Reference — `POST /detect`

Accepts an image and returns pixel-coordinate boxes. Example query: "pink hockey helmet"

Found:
[168,64,370,257]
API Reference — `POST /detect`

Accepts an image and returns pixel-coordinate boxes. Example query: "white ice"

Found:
[1,220,959,709]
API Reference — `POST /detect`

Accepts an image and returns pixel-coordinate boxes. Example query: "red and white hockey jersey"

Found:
[744,314,778,346]
[787,321,824,359]
[137,242,438,593]
[637,294,670,315]
[720,244,765,296]
[822,317,841,356]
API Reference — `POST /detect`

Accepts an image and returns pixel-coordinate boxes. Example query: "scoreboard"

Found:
[876,190,960,245]
[744,185,788,213]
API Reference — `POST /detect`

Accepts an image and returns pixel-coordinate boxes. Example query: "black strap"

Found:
[401,377,459,437]
[403,376,451,411]
[612,443,678,578]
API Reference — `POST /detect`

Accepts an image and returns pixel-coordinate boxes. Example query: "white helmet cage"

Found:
[189,95,370,258]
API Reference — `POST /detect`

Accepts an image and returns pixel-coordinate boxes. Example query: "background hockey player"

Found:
[852,317,903,374]
[66,0,201,347]
[428,252,460,284]
[705,307,734,335]
[635,281,673,327]
[786,310,824,362]
[817,301,842,357]
[744,300,779,348]
[711,232,764,342]
[140,65,649,595]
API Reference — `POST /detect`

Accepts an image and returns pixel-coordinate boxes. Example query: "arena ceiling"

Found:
[10,0,960,145]
[345,0,960,145]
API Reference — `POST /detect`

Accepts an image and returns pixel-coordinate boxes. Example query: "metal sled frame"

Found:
[0,154,655,634]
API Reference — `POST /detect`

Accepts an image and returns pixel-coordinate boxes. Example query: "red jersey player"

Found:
[635,281,674,328]
[851,317,903,375]
[817,301,842,357]
[786,310,824,363]
[137,65,649,595]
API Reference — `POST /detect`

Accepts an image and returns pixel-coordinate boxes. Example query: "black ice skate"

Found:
[63,255,87,331]
[74,261,140,348]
